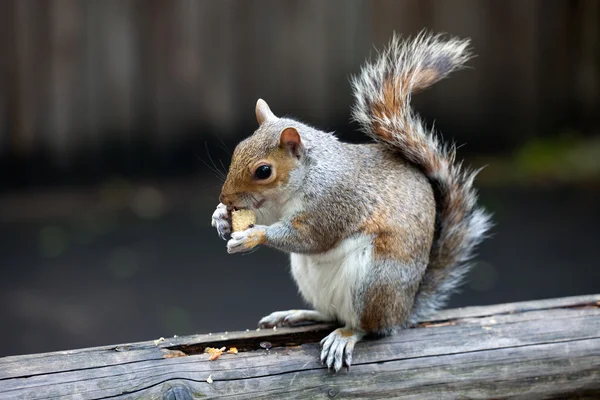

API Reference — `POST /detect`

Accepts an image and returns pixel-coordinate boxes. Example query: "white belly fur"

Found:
[290,234,373,328]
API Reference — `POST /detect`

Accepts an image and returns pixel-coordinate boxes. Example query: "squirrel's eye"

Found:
[254,165,272,180]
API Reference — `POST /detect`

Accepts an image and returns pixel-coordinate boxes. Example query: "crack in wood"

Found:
[167,326,335,355]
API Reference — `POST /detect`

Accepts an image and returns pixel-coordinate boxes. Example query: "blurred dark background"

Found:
[1,0,599,357]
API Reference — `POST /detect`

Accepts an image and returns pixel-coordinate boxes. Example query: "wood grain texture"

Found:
[1,295,599,399]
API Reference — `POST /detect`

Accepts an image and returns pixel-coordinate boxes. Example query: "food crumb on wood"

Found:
[153,337,165,346]
[206,375,213,384]
[205,346,227,361]
[162,349,187,359]
[227,347,238,354]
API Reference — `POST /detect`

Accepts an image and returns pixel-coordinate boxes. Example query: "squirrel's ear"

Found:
[279,127,303,158]
[255,99,277,125]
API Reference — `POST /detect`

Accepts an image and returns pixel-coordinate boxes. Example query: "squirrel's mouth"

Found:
[231,197,265,211]
[253,199,266,209]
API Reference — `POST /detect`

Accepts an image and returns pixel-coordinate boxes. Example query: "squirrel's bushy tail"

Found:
[351,32,492,323]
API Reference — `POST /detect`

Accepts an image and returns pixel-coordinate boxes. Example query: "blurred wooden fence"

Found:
[0,0,598,162]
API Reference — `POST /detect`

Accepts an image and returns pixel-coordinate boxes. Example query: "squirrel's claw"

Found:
[320,328,364,373]
[258,310,297,328]
[226,226,267,254]
[211,203,231,241]
[258,309,330,328]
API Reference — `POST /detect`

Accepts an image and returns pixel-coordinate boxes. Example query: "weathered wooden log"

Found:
[1,295,599,399]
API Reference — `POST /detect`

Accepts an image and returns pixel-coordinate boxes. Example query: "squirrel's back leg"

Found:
[355,197,433,335]
[356,258,426,335]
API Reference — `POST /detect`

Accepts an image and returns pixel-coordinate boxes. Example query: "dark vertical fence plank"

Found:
[0,0,598,165]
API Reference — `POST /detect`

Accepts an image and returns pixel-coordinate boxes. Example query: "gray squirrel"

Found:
[211,32,491,372]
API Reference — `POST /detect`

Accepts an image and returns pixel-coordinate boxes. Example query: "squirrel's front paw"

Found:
[227,226,267,254]
[211,203,231,240]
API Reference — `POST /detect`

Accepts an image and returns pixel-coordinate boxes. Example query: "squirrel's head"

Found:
[219,99,307,211]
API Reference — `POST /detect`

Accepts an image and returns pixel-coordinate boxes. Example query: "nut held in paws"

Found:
[231,209,256,232]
